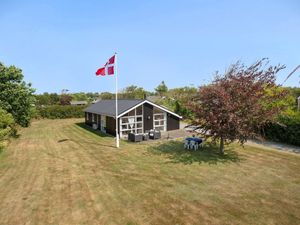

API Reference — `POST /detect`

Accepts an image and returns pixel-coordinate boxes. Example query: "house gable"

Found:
[117,100,182,119]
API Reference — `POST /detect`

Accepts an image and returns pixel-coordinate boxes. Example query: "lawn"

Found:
[0,119,299,225]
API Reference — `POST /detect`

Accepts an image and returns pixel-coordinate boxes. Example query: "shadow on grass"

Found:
[58,138,69,143]
[148,140,242,165]
[73,122,116,148]
[75,122,111,137]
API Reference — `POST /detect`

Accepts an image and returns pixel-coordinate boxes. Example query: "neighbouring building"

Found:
[70,100,88,106]
[84,99,182,138]
[91,99,100,104]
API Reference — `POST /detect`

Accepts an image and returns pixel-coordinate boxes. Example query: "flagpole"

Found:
[115,52,120,148]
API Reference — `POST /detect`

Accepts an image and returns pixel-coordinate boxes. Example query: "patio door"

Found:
[153,109,166,131]
[100,115,106,133]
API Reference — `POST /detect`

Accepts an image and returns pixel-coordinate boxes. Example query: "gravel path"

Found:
[246,139,300,154]
[170,124,300,154]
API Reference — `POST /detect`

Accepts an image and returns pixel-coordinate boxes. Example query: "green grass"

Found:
[0,118,299,225]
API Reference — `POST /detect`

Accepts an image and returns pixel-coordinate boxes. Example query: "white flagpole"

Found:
[115,52,120,148]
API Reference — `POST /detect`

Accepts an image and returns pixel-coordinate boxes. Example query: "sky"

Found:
[0,0,300,94]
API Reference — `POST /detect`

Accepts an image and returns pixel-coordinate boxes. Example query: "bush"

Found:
[0,62,35,127]
[36,105,85,119]
[156,98,194,119]
[263,112,300,146]
[0,108,16,146]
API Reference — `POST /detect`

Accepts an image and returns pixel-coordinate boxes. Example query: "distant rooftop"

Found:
[146,95,161,102]
[70,100,88,105]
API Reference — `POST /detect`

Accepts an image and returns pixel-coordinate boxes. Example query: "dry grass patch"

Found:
[0,118,299,225]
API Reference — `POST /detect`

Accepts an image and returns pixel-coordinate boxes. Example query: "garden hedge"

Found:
[36,105,85,119]
[263,114,300,146]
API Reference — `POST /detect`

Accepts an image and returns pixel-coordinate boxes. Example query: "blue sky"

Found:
[0,0,299,93]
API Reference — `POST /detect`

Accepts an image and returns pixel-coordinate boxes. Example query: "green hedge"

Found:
[36,105,85,119]
[0,108,16,151]
[263,113,300,146]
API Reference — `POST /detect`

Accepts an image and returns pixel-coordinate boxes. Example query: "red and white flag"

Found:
[94,53,120,148]
[95,55,115,76]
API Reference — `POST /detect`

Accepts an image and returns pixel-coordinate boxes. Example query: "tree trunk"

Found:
[219,137,224,155]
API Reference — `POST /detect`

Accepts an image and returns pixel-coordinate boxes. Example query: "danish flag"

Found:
[95,55,115,76]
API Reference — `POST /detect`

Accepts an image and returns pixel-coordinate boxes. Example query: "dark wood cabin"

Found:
[84,99,181,138]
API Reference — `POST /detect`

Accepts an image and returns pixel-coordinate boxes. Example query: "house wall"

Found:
[85,112,93,126]
[85,112,118,136]
[85,101,181,137]
[143,103,153,131]
[106,116,116,136]
[97,115,101,130]
[167,113,180,131]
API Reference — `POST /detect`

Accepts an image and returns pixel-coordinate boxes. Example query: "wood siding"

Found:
[85,112,93,126]
[85,102,180,136]
[106,116,116,136]
[167,113,180,131]
[97,115,101,130]
[143,103,153,131]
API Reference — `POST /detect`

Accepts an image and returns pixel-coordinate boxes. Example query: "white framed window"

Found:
[119,106,143,138]
[153,107,166,131]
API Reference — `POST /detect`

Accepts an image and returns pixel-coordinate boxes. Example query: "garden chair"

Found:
[184,140,190,149]
[199,139,204,148]
[189,140,199,151]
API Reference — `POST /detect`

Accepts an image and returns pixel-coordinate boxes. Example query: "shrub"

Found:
[0,108,16,148]
[36,105,85,119]
[0,62,35,127]
[263,112,300,146]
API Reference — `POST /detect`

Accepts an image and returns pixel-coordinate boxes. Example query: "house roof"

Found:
[84,99,182,118]
[84,99,144,117]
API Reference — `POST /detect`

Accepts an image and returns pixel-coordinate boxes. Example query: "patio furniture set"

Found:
[184,136,204,150]
[128,129,161,142]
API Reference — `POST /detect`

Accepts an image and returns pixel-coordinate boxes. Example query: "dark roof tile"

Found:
[84,99,144,117]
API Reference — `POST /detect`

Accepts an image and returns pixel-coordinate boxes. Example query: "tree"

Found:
[99,92,114,100]
[71,92,88,101]
[121,85,146,99]
[168,86,197,118]
[189,59,287,154]
[155,81,168,97]
[0,62,35,127]
[59,94,72,105]
[49,93,60,105]
[86,92,100,101]
[35,92,51,106]
[155,86,197,118]
[0,108,15,143]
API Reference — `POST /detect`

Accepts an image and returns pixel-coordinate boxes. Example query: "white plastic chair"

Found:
[190,140,199,151]
[184,140,190,149]
[199,139,205,148]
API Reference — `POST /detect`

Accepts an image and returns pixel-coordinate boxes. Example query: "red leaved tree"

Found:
[189,59,287,154]
[59,94,72,105]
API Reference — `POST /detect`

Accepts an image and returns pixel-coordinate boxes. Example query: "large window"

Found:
[120,105,143,138]
[153,107,166,131]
